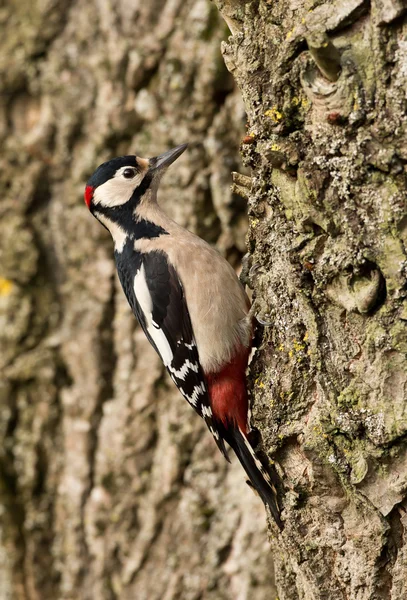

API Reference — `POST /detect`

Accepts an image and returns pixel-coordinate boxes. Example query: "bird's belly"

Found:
[173,249,251,373]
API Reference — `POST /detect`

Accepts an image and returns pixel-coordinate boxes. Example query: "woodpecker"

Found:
[84,144,282,528]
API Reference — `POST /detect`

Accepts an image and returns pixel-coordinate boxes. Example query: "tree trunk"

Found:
[0,2,277,599]
[213,0,407,598]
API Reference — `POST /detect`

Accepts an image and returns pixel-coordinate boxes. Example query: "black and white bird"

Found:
[84,144,282,528]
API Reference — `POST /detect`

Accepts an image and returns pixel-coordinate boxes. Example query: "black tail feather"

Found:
[227,426,283,529]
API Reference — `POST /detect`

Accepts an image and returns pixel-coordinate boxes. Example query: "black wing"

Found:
[117,248,228,459]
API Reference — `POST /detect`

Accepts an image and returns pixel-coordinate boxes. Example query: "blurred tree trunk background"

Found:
[0,1,275,599]
[1,0,407,599]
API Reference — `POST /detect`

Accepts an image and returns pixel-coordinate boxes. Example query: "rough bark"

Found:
[0,2,277,599]
[213,0,407,598]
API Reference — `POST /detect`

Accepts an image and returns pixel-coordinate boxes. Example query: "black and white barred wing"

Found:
[132,250,229,459]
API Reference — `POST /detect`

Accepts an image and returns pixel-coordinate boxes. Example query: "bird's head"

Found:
[84,143,188,213]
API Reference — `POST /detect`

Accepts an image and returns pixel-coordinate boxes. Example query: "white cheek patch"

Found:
[134,264,173,365]
[93,170,145,208]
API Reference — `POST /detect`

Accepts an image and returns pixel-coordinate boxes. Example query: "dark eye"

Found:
[123,168,136,179]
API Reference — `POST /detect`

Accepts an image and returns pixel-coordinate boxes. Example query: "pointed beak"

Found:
[149,144,188,172]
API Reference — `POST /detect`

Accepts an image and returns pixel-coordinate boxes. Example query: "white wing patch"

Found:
[168,359,199,381]
[134,264,173,366]
[183,342,196,350]
[209,426,220,440]
[178,382,206,407]
[201,405,212,417]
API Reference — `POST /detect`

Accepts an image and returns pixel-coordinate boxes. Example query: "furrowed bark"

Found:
[213,0,407,598]
[0,1,276,598]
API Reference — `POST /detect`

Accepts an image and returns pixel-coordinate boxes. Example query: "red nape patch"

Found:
[84,185,94,208]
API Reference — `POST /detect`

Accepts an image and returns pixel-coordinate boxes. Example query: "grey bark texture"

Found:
[213,0,407,598]
[0,2,276,599]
